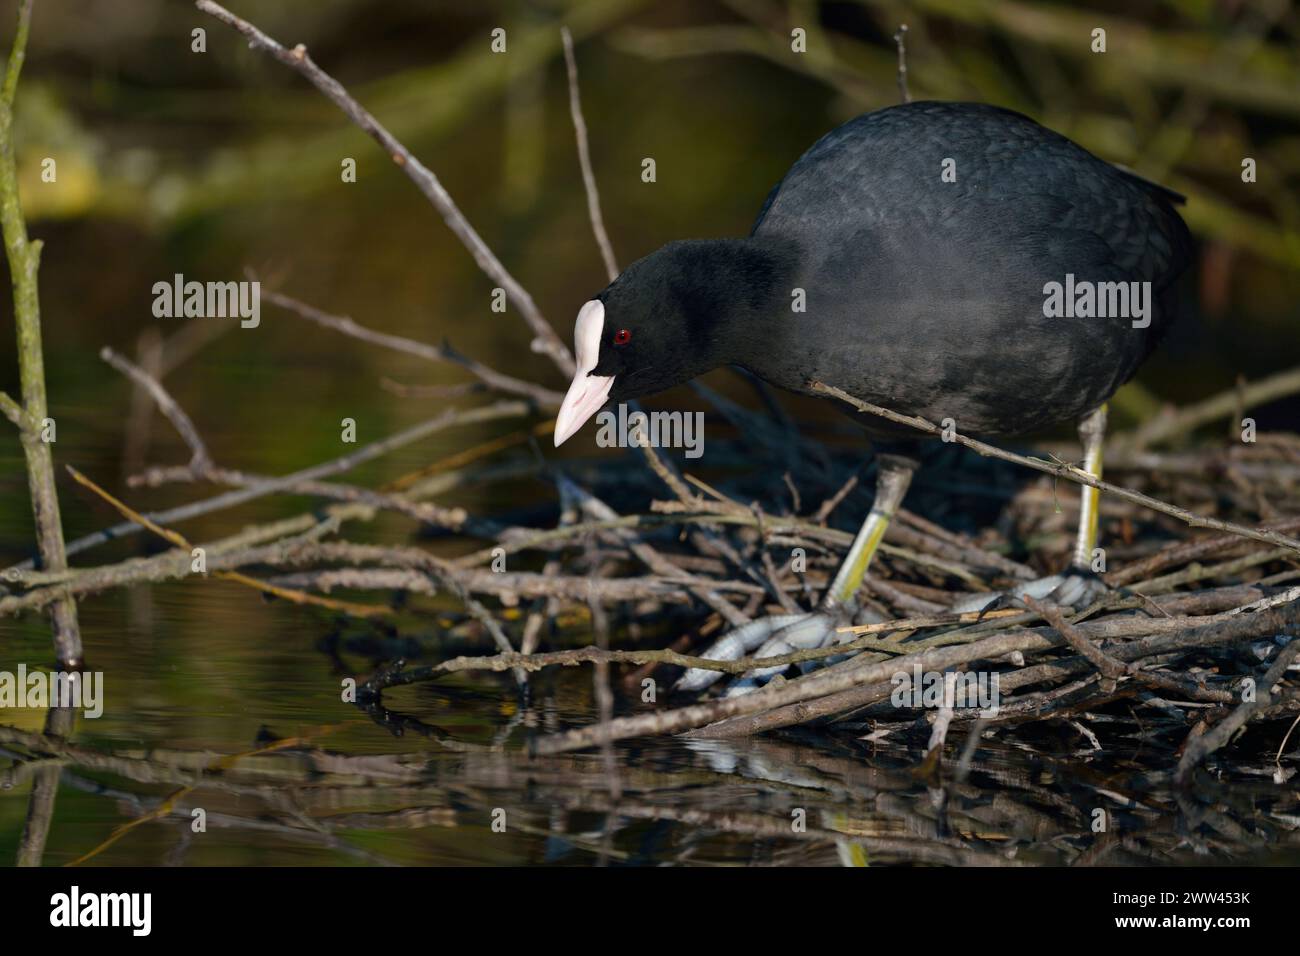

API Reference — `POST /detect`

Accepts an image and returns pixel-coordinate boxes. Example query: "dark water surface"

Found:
[4,584,1298,867]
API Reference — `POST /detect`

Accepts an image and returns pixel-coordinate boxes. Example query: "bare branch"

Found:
[1023,596,1125,680]
[195,0,575,376]
[1175,639,1300,785]
[0,0,81,665]
[812,381,1300,556]
[533,596,1300,754]
[100,346,214,474]
[562,26,619,282]
[1120,362,1300,450]
[893,24,911,103]
[0,0,31,108]
[261,288,564,409]
[0,388,23,427]
[24,400,530,566]
[66,466,387,618]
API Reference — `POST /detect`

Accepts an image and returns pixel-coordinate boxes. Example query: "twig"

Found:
[457,592,526,688]
[536,607,1279,754]
[3,453,540,608]
[129,463,471,531]
[1131,548,1293,596]
[1121,363,1300,450]
[119,327,163,480]
[837,606,1024,635]
[692,593,1299,740]
[0,0,81,665]
[258,554,758,604]
[100,346,214,474]
[0,389,22,426]
[897,508,1037,581]
[811,381,1300,556]
[893,24,911,103]
[15,704,73,867]
[561,26,619,282]
[1107,517,1300,587]
[751,501,800,613]
[3,514,327,609]
[1276,714,1300,780]
[195,0,575,376]
[368,636,892,688]
[12,400,528,567]
[65,467,388,618]
[64,725,342,867]
[261,288,564,409]
[454,505,986,589]
[813,472,857,524]
[587,587,621,796]
[1175,639,1300,785]
[569,479,750,628]
[1023,597,1125,680]
[381,420,550,493]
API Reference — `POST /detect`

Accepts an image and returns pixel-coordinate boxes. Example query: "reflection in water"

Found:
[13,705,76,866]
[4,669,1297,867]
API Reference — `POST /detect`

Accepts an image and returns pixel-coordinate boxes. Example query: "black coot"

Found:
[553,101,1192,696]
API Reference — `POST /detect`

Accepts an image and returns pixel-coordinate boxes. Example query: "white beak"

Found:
[554,299,615,447]
[554,371,614,446]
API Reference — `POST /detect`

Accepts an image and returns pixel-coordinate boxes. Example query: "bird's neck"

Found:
[672,236,801,364]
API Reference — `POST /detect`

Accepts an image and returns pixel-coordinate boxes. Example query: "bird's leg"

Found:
[953,404,1111,613]
[822,453,916,610]
[1071,403,1107,571]
[675,453,916,696]
[1038,403,1113,606]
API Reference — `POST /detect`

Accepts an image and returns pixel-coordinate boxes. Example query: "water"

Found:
[4,584,1298,866]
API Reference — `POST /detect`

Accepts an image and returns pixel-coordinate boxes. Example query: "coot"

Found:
[554,101,1192,695]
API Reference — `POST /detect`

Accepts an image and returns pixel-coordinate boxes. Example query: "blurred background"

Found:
[1,0,1299,864]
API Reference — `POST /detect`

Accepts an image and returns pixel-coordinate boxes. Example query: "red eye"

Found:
[613,328,632,346]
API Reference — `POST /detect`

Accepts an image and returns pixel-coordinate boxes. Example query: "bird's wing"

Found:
[754,103,1192,292]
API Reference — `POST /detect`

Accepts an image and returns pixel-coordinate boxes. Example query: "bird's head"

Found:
[553,239,793,447]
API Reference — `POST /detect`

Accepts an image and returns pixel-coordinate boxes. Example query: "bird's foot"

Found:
[674,605,874,697]
[950,567,1109,616]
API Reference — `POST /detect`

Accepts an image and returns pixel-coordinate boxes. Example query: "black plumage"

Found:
[558,101,1192,445]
